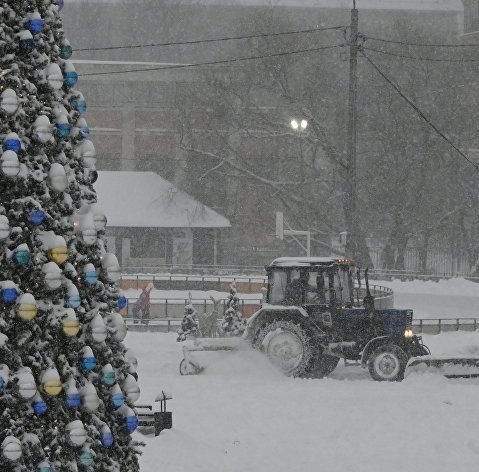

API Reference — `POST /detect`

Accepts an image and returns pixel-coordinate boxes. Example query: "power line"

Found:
[364,34,479,48]
[360,50,478,172]
[80,44,345,77]
[75,25,345,52]
[363,45,479,64]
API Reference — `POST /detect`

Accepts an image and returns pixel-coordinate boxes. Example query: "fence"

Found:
[120,273,266,292]
[120,267,479,286]
[125,296,263,320]
[125,317,479,335]
[413,318,479,334]
[121,264,265,276]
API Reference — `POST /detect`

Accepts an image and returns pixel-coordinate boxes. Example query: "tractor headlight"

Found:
[404,329,413,338]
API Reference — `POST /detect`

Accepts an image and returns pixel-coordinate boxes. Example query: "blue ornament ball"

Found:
[2,288,18,303]
[32,400,48,415]
[81,357,96,371]
[77,450,94,467]
[13,250,30,265]
[101,371,116,386]
[56,123,71,137]
[30,210,45,225]
[89,170,98,184]
[125,415,139,432]
[28,19,44,35]
[60,44,72,59]
[63,71,78,87]
[101,432,114,447]
[84,271,98,285]
[66,393,81,408]
[118,296,127,310]
[0,377,4,389]
[65,294,81,309]
[37,466,52,472]
[111,393,124,409]
[3,138,21,152]
[73,100,87,114]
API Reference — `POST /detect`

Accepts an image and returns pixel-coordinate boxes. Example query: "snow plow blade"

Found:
[405,357,479,378]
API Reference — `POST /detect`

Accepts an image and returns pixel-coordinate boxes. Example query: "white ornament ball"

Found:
[1,436,21,461]
[46,63,63,90]
[0,89,19,114]
[66,420,87,447]
[48,163,68,192]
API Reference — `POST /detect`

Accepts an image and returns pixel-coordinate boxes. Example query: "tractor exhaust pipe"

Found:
[363,268,375,316]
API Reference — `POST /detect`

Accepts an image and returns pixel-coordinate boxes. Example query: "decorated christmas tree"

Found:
[176,294,199,342]
[221,281,246,336]
[0,1,141,471]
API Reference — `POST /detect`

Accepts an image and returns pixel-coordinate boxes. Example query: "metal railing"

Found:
[125,316,479,335]
[121,264,266,276]
[120,265,479,282]
[413,318,479,334]
[120,273,266,291]
[369,269,479,282]
[125,296,263,320]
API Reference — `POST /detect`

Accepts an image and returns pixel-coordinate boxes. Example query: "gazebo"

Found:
[94,171,230,267]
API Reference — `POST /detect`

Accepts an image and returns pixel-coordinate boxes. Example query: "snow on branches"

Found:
[221,281,246,336]
[177,293,199,341]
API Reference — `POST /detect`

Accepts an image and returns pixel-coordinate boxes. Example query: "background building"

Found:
[63,0,479,273]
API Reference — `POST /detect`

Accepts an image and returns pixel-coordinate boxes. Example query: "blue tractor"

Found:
[245,257,430,381]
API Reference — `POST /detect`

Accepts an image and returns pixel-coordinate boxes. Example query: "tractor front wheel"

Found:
[368,344,408,381]
[255,319,313,377]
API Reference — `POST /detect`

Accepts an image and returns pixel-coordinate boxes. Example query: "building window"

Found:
[464,0,479,34]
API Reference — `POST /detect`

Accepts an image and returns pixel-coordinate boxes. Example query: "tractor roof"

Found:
[267,257,350,269]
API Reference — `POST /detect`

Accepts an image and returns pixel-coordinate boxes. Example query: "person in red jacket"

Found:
[133,282,153,325]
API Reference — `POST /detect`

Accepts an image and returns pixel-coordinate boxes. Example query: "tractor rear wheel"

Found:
[368,344,408,381]
[255,319,313,377]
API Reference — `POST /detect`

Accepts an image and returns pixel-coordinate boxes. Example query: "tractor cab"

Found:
[266,257,355,313]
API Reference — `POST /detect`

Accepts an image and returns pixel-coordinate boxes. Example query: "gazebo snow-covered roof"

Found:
[93,171,230,228]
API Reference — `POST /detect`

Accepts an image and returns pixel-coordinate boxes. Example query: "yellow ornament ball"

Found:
[44,379,62,396]
[17,303,37,321]
[48,246,68,265]
[63,319,80,337]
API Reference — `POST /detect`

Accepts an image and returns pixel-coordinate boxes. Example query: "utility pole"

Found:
[345,0,359,260]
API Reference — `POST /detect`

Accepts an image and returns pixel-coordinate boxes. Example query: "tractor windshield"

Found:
[267,264,354,306]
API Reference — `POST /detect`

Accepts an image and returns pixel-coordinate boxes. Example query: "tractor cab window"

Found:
[305,271,331,304]
[269,269,305,305]
[269,270,288,304]
[283,270,303,305]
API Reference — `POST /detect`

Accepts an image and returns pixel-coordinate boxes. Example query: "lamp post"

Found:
[290,118,308,174]
[282,118,311,257]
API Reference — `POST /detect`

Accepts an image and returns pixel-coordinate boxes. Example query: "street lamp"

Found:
[290,119,308,131]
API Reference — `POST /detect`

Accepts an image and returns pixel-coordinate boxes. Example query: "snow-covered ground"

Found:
[126,278,479,472]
